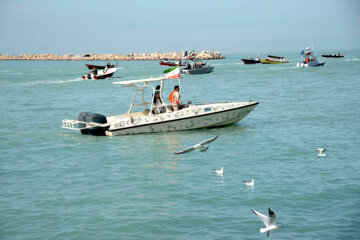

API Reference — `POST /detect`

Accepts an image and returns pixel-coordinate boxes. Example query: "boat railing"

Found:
[61,119,110,130]
[61,119,84,130]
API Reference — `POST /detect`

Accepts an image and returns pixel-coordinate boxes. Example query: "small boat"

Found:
[85,63,117,70]
[297,46,325,67]
[82,67,118,80]
[62,70,258,136]
[159,59,184,66]
[181,60,214,74]
[242,57,261,64]
[260,55,289,64]
[321,53,344,58]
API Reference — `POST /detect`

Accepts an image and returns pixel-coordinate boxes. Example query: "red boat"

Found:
[86,63,117,70]
[159,59,184,66]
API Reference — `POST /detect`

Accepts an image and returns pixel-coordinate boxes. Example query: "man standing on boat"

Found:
[169,85,181,111]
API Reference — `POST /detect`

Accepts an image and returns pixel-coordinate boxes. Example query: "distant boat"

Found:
[181,60,214,74]
[260,55,289,64]
[321,53,344,58]
[86,63,117,70]
[297,46,325,67]
[159,59,184,66]
[242,58,261,64]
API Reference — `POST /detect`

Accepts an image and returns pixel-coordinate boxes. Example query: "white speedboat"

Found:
[62,76,258,136]
[82,67,118,80]
[297,46,325,67]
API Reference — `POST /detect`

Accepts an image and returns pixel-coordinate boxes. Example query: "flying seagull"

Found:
[214,166,224,176]
[316,148,327,157]
[174,135,219,154]
[252,208,284,237]
[243,179,255,187]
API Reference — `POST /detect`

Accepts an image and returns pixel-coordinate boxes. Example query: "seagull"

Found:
[174,135,219,154]
[214,166,224,176]
[316,148,327,157]
[252,208,284,237]
[243,179,255,187]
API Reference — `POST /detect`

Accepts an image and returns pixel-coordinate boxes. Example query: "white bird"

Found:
[175,135,219,154]
[316,148,327,157]
[252,208,284,237]
[214,166,224,176]
[243,179,255,187]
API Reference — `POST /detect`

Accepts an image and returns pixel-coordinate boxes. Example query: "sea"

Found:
[0,50,359,240]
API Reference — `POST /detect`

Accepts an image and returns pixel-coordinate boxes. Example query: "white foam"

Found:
[345,58,360,62]
[19,77,84,86]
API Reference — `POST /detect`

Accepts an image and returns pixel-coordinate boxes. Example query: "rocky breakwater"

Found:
[0,51,224,61]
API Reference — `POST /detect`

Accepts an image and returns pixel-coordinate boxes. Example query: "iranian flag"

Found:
[189,50,196,58]
[164,65,180,79]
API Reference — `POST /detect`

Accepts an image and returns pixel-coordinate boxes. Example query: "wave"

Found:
[18,77,84,86]
[212,62,244,66]
[344,58,360,62]
[269,66,296,71]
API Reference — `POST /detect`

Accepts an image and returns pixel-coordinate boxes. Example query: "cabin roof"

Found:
[113,76,179,86]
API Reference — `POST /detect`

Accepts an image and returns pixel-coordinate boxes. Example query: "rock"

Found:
[0,51,225,61]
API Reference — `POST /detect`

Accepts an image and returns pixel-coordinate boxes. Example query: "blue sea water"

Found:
[0,50,360,239]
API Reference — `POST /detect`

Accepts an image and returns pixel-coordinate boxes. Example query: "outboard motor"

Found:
[78,112,108,136]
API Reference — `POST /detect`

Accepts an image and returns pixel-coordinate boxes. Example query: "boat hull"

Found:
[321,55,344,58]
[242,59,261,64]
[82,67,118,80]
[260,55,289,64]
[86,64,105,70]
[106,102,258,136]
[297,61,325,67]
[181,66,214,75]
[260,59,289,64]
[160,61,184,66]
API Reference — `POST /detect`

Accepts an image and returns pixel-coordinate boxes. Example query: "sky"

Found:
[0,0,359,55]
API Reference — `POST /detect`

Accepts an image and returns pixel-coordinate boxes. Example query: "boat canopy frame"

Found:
[113,76,181,115]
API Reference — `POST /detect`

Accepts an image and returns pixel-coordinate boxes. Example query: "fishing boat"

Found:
[242,57,261,65]
[62,69,258,136]
[297,46,325,67]
[321,53,344,58]
[85,63,117,70]
[181,60,214,74]
[260,55,289,64]
[159,59,184,66]
[82,67,118,80]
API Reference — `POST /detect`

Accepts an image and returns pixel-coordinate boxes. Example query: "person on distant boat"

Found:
[169,85,181,111]
[153,85,164,114]
[306,57,310,63]
[92,68,98,77]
